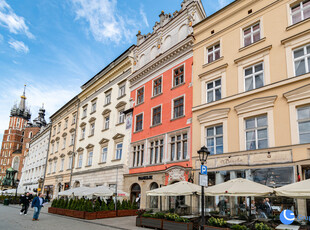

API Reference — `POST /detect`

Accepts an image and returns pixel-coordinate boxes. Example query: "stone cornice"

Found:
[234,96,277,115]
[72,164,124,176]
[129,36,194,86]
[198,108,230,124]
[283,83,310,103]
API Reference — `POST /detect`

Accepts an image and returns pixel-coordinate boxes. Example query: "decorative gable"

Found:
[102,109,111,115]
[99,138,109,145]
[198,108,230,124]
[283,84,310,103]
[234,96,277,115]
[85,144,94,149]
[115,101,126,109]
[112,133,125,140]
[76,147,84,152]
[88,117,96,123]
[79,122,86,127]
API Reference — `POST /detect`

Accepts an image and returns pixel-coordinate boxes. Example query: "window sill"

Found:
[134,129,143,134]
[239,37,266,52]
[90,111,96,115]
[75,167,81,169]
[98,162,107,165]
[202,56,224,68]
[81,116,87,120]
[171,82,185,90]
[150,123,162,128]
[166,159,189,164]
[71,123,76,126]
[170,115,185,122]
[116,122,124,126]
[59,170,63,172]
[85,165,92,168]
[63,127,67,131]
[117,94,126,100]
[101,128,109,132]
[69,144,74,147]
[151,92,163,99]
[88,134,94,138]
[79,138,85,141]
[286,18,310,31]
[52,172,56,174]
[135,102,144,108]
[111,158,121,162]
[145,162,164,167]
[104,102,111,107]
[66,169,71,171]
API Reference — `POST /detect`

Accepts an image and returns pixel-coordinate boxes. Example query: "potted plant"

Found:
[204,217,229,230]
[140,212,164,229]
[117,200,138,217]
[48,198,58,214]
[65,199,75,217]
[84,200,96,220]
[73,199,85,219]
[231,225,249,230]
[162,213,193,230]
[56,199,66,215]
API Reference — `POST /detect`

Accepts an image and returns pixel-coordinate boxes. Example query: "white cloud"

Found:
[0,0,34,39]
[140,5,149,27]
[8,39,29,53]
[70,0,138,44]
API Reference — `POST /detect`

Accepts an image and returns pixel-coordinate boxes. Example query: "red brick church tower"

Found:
[0,85,31,181]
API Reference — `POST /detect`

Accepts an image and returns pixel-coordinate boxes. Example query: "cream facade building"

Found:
[192,0,310,215]
[19,124,51,193]
[43,97,79,198]
[71,46,134,191]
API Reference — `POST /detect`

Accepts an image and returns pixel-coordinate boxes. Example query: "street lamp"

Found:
[197,146,210,230]
[15,179,20,198]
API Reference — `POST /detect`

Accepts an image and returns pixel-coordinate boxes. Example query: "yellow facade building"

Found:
[192,0,310,215]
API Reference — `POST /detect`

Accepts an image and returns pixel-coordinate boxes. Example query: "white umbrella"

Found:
[275,179,310,198]
[146,181,201,196]
[205,178,274,197]
[81,185,113,197]
[58,186,89,196]
[3,188,25,195]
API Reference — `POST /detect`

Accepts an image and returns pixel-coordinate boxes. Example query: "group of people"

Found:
[19,192,47,221]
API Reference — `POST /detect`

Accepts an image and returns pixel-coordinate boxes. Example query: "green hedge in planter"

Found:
[207,217,227,228]
[231,224,249,230]
[108,199,115,211]
[255,223,273,230]
[100,201,108,211]
[141,212,189,223]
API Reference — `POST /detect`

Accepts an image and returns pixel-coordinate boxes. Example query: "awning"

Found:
[146,181,201,196]
[204,178,274,197]
[274,179,310,198]
[3,187,26,195]
[58,186,89,196]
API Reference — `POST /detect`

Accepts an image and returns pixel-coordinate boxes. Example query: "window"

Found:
[7,135,10,141]
[49,162,52,174]
[62,137,66,149]
[64,119,68,129]
[152,106,161,126]
[291,0,310,25]
[153,77,162,96]
[119,84,125,97]
[72,114,77,124]
[137,87,144,104]
[116,143,123,160]
[244,62,264,91]
[105,92,111,105]
[60,158,64,171]
[90,123,95,136]
[118,110,125,124]
[51,144,54,154]
[87,152,93,166]
[16,118,20,128]
[150,139,164,164]
[81,127,86,139]
[206,79,221,103]
[245,115,268,150]
[293,44,310,76]
[170,134,188,161]
[135,114,143,132]
[29,132,33,138]
[133,144,144,167]
[207,43,220,63]
[91,101,97,113]
[104,116,110,129]
[78,154,83,168]
[173,97,184,119]
[57,123,61,133]
[70,134,75,145]
[56,141,59,152]
[53,161,57,173]
[173,65,184,87]
[243,23,260,47]
[82,107,87,118]
[68,156,73,169]
[101,147,107,163]
[297,105,310,144]
[206,125,223,155]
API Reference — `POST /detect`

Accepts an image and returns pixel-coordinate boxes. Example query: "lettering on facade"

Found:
[138,176,153,180]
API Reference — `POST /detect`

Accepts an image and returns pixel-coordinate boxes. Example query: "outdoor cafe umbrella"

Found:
[204,178,274,197]
[274,179,310,199]
[58,186,89,196]
[146,181,201,196]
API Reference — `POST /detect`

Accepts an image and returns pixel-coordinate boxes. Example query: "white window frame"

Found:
[53,161,57,173]
[105,92,111,105]
[293,43,310,76]
[243,62,265,92]
[82,107,87,118]
[206,124,224,155]
[172,64,185,87]
[169,132,188,161]
[68,156,73,169]
[57,123,61,133]
[60,158,64,171]
[132,143,145,167]
[104,116,110,129]
[152,76,163,97]
[64,118,68,129]
[90,122,95,136]
[135,112,144,132]
[62,137,66,149]
[290,0,310,25]
[136,86,145,105]
[118,84,126,98]
[206,78,222,103]
[118,109,125,124]
[242,22,261,47]
[78,154,83,168]
[56,141,59,152]
[245,115,268,150]
[206,43,221,64]
[149,139,164,165]
[151,104,162,126]
[171,95,185,119]
[72,114,77,124]
[81,127,86,139]
[91,101,97,113]
[101,146,108,163]
[87,151,93,166]
[115,142,123,160]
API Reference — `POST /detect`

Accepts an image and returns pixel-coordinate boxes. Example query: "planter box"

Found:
[136,217,141,227]
[85,212,97,220]
[140,217,163,229]
[163,220,193,230]
[96,210,117,219]
[204,226,230,230]
[48,207,57,214]
[117,209,138,217]
[56,208,66,215]
[73,210,85,219]
[65,209,75,217]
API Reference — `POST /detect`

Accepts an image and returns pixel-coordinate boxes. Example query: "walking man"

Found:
[20,192,31,215]
[31,193,44,221]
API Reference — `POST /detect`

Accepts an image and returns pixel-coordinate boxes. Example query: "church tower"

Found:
[0,85,31,183]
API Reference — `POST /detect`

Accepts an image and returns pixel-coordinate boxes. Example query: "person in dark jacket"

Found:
[31,193,44,221]
[20,193,31,215]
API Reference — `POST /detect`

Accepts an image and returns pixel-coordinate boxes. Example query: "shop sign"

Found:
[199,174,208,187]
[138,176,153,180]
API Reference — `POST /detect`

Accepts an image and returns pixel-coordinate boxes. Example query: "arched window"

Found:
[7,135,10,141]
[29,132,33,138]
[130,183,141,209]
[150,182,159,209]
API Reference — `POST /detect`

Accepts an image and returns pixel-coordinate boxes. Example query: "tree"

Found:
[100,200,108,211]
[94,200,101,212]
[108,199,115,211]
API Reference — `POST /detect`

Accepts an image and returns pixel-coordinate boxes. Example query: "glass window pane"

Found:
[298,106,310,119]
[207,91,213,103]
[253,24,260,31]
[304,7,310,19]
[215,50,220,60]
[255,63,263,72]
[307,45,310,54]
[299,121,310,133]
[257,116,267,127]
[209,147,215,155]
[258,129,268,139]
[207,82,213,89]
[245,77,253,91]
[245,67,253,76]
[295,59,306,75]
[207,138,214,147]
[246,131,256,141]
[291,4,300,13]
[216,125,223,135]
[255,73,264,88]
[292,13,302,24]
[258,139,268,149]
[216,146,223,154]
[215,79,221,86]
[300,133,310,144]
[215,88,221,101]
[246,141,256,150]
[244,36,251,46]
[244,28,251,35]
[294,48,305,58]
[246,118,255,129]
[216,136,223,145]
[208,54,213,63]
[253,31,260,42]
[207,128,214,136]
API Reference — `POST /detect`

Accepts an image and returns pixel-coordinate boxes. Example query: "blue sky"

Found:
[0,0,233,140]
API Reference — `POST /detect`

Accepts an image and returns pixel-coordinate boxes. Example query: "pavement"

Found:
[0,203,144,230]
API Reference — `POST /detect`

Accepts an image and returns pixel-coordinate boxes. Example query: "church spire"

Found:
[19,84,26,111]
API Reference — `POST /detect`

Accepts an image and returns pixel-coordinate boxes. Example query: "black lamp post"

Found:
[197,146,210,230]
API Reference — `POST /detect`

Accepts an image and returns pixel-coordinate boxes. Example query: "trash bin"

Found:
[3,198,9,206]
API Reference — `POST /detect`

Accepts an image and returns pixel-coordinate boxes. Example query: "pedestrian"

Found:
[218,198,228,215]
[20,192,31,215]
[265,198,272,217]
[31,193,44,221]
[250,200,257,217]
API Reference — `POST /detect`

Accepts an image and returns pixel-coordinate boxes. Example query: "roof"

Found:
[49,95,78,120]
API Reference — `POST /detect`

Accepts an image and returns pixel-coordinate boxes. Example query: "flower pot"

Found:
[136,217,142,227]
[96,210,117,219]
[48,207,57,214]
[85,212,97,220]
[73,210,85,219]
[140,217,163,229]
[204,226,230,230]
[56,208,66,215]
[117,209,138,217]
[163,220,193,230]
[65,209,75,217]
